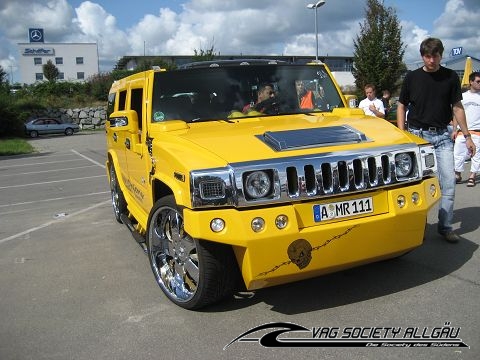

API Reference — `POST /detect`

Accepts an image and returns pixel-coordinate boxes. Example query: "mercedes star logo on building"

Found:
[30,29,43,42]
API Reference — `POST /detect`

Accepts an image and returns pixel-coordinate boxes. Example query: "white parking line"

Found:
[0,158,85,169]
[71,149,105,168]
[0,165,99,178]
[0,200,110,245]
[0,175,106,189]
[0,191,110,209]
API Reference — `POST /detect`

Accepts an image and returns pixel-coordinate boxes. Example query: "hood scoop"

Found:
[258,125,369,151]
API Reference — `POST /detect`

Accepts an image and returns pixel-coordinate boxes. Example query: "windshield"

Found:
[151,63,344,123]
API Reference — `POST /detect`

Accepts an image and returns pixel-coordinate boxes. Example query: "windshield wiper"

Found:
[189,117,234,123]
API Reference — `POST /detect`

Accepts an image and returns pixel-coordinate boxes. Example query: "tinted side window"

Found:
[118,91,127,111]
[130,88,143,130]
[107,93,116,118]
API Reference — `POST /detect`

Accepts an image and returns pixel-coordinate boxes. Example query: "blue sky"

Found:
[1,0,479,83]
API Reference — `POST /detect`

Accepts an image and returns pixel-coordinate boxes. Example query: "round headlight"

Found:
[395,153,413,177]
[245,171,271,199]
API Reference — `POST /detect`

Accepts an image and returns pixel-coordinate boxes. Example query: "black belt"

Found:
[408,125,447,132]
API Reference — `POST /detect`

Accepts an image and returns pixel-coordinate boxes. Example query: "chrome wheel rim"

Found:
[149,205,199,303]
[109,167,120,218]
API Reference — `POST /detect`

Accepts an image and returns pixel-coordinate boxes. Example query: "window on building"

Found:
[55,57,63,65]
[77,72,85,80]
[58,72,64,80]
[34,57,42,65]
[76,57,84,65]
[35,73,43,81]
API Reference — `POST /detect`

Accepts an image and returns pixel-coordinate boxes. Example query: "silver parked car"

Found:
[24,118,80,138]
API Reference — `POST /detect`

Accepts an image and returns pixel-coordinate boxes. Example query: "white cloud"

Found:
[71,2,130,62]
[1,0,479,82]
[433,0,480,57]
[399,21,430,66]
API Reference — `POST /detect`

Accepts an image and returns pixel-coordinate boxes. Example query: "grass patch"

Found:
[0,138,35,156]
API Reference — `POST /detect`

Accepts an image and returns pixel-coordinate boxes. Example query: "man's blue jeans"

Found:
[408,127,455,234]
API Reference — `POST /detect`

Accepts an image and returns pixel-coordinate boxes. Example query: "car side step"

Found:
[120,213,147,254]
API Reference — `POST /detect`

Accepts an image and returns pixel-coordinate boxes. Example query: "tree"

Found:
[43,59,59,82]
[0,65,7,84]
[192,41,218,62]
[352,0,406,96]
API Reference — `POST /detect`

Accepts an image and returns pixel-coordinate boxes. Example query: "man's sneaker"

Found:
[442,231,460,243]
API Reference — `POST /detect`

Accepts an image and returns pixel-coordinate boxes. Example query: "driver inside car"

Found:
[242,83,277,114]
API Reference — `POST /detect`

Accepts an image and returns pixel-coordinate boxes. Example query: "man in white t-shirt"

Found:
[454,71,480,187]
[358,84,385,118]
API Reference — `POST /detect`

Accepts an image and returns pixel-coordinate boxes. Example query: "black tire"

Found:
[146,195,238,310]
[109,164,127,223]
[29,130,38,138]
[65,128,74,136]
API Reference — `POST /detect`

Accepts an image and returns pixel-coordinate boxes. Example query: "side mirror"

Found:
[108,110,142,154]
[108,110,139,133]
[344,95,358,108]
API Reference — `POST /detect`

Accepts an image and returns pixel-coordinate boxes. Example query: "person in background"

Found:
[381,89,392,118]
[295,80,315,109]
[454,71,480,187]
[358,84,385,118]
[397,37,476,243]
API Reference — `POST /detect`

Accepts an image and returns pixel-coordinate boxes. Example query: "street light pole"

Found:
[307,0,326,62]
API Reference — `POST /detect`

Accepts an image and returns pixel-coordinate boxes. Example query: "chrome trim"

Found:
[190,143,436,208]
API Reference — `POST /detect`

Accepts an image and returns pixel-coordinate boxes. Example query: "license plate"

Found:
[313,197,373,222]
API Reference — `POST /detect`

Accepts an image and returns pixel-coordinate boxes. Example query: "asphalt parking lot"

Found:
[0,131,479,360]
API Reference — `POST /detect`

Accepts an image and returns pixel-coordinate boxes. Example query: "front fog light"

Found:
[397,195,406,208]
[412,192,420,204]
[210,218,225,232]
[251,217,265,232]
[275,215,288,229]
[430,184,437,197]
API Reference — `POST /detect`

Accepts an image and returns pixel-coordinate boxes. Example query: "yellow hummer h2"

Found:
[106,60,440,310]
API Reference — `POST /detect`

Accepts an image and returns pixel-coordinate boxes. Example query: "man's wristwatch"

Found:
[464,133,472,139]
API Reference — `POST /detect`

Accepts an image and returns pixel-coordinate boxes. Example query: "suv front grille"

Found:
[191,144,422,208]
[284,154,393,198]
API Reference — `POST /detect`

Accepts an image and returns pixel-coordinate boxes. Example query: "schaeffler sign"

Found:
[22,48,55,56]
[29,28,44,43]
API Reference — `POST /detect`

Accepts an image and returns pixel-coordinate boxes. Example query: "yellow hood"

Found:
[174,112,417,164]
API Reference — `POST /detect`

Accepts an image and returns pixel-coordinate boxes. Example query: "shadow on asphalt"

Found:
[206,206,479,314]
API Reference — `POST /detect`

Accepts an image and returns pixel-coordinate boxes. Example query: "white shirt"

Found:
[462,90,480,130]
[358,98,385,117]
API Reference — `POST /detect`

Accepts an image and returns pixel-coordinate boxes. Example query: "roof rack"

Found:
[178,59,288,69]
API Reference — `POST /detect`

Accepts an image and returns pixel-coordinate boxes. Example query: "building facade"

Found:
[17,42,99,85]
